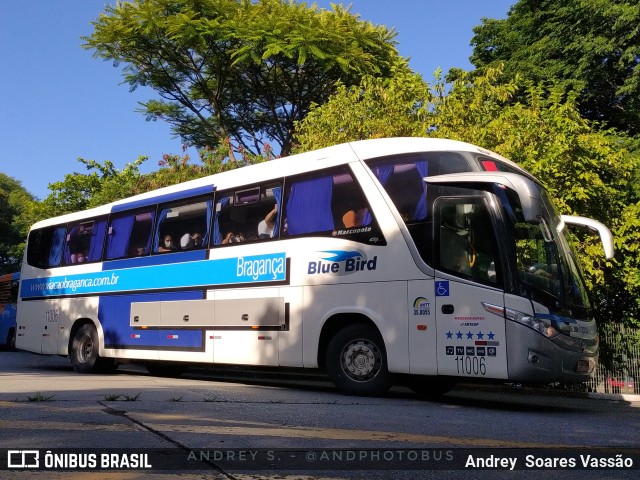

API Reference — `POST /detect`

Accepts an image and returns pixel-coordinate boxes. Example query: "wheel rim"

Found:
[341,338,381,382]
[78,334,95,363]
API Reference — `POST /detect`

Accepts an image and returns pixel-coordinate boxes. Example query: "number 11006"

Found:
[455,356,486,375]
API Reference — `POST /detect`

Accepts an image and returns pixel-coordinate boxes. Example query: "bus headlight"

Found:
[505,309,560,339]
[482,303,560,339]
[504,310,593,353]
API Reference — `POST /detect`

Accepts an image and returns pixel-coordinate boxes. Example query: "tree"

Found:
[84,0,403,156]
[0,174,36,274]
[39,140,273,218]
[294,61,431,151]
[39,157,148,217]
[469,0,640,136]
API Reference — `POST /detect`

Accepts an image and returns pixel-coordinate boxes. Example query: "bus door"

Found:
[432,197,508,380]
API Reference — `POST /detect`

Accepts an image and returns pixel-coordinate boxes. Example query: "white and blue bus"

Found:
[16,138,613,395]
[0,271,19,350]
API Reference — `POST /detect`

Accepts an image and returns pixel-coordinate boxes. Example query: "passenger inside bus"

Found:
[68,224,91,263]
[180,232,204,249]
[222,232,245,244]
[258,205,278,239]
[158,235,177,253]
[342,207,367,228]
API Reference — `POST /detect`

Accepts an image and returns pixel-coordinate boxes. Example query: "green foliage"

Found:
[38,139,275,221]
[27,392,55,402]
[609,201,640,324]
[39,156,149,218]
[141,139,271,191]
[294,61,431,151]
[470,0,640,136]
[121,393,142,401]
[0,174,36,274]
[84,0,402,156]
[431,70,636,220]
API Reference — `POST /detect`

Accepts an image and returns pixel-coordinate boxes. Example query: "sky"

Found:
[0,1,515,201]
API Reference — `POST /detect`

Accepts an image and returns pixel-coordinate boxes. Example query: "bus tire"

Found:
[326,324,393,396]
[405,375,457,398]
[71,324,115,373]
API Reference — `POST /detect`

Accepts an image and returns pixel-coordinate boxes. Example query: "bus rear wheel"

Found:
[326,324,393,396]
[71,324,115,373]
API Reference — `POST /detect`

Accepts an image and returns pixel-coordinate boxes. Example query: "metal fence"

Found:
[587,323,640,394]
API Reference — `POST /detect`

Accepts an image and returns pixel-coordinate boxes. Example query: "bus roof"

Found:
[29,137,531,229]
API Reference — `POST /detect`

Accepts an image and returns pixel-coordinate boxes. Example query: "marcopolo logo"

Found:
[307,250,378,276]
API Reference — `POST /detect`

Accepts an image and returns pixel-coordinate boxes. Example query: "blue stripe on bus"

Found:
[110,184,215,213]
[102,249,207,271]
[21,252,287,299]
[99,290,205,349]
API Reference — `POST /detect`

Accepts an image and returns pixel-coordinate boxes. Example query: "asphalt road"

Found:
[1,351,639,480]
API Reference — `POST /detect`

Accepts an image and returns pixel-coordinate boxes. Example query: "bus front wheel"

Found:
[71,324,115,373]
[326,324,393,396]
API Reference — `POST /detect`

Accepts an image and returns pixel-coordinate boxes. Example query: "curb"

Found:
[584,391,640,402]
[456,381,640,403]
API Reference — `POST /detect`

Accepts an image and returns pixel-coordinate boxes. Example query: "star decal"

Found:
[476,331,484,340]
[446,331,453,339]
[466,331,474,340]
[456,331,463,340]
[488,331,495,340]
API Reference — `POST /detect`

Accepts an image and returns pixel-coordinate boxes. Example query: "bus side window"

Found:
[26,229,44,268]
[284,175,334,235]
[27,225,66,268]
[283,167,380,243]
[106,209,156,259]
[64,219,107,264]
[213,183,282,246]
[153,199,211,253]
[365,152,472,223]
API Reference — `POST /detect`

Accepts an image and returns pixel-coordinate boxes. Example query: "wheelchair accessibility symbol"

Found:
[435,281,450,297]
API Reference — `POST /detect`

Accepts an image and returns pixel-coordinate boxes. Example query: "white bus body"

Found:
[16,138,613,395]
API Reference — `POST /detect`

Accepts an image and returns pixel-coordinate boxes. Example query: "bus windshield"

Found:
[513,190,591,317]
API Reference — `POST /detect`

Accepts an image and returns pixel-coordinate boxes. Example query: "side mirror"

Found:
[560,215,615,260]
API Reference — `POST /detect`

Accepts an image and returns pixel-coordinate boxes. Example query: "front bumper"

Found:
[505,320,598,384]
